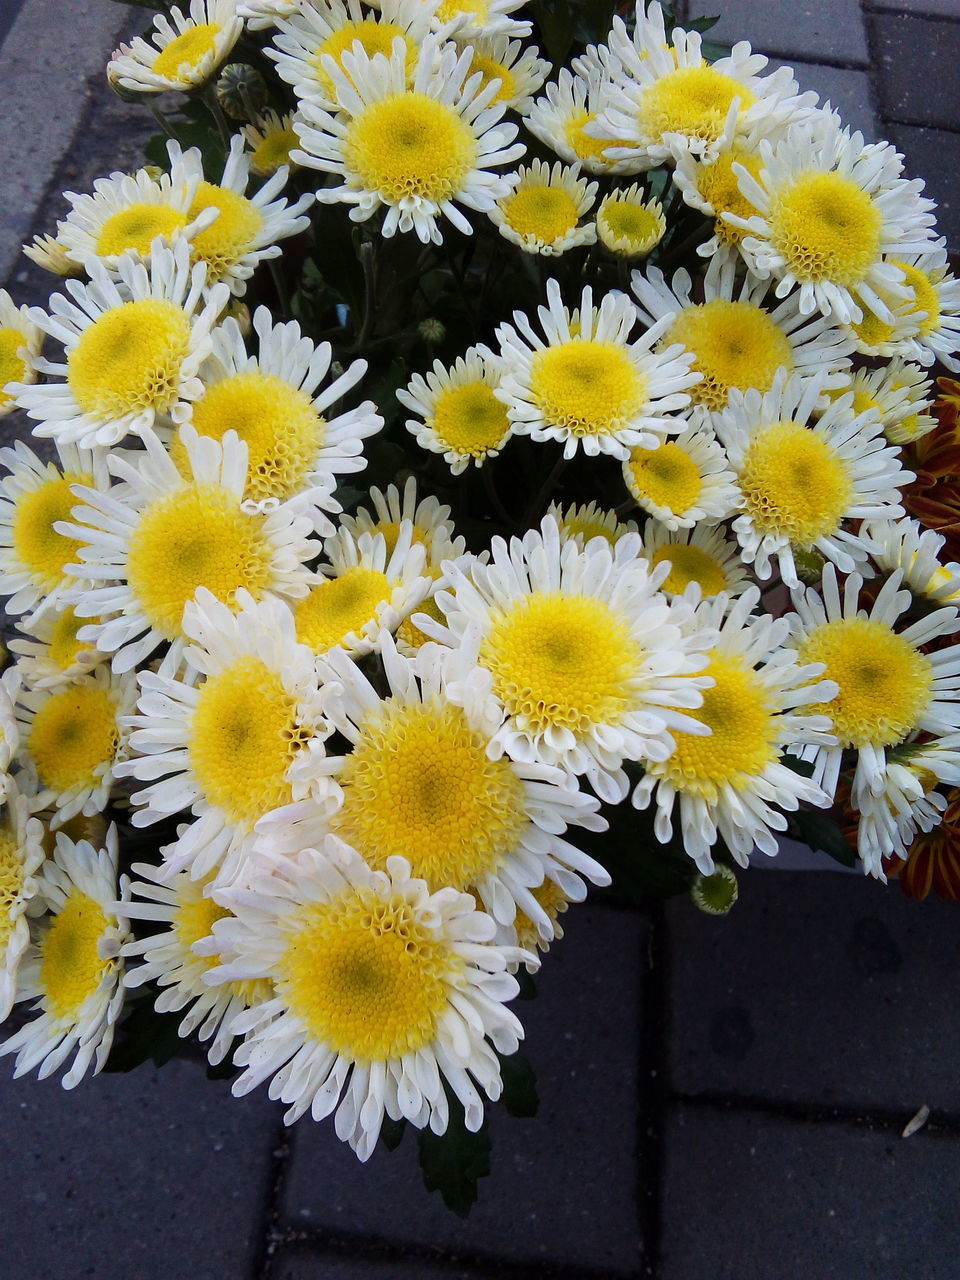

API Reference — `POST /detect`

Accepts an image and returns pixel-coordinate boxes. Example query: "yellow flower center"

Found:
[280,889,455,1062]
[431,380,510,457]
[530,340,647,438]
[126,483,273,640]
[40,889,113,1020]
[251,128,299,176]
[396,592,445,652]
[48,606,95,670]
[638,66,756,147]
[188,181,265,282]
[481,590,641,737]
[850,306,895,349]
[344,92,478,206]
[797,618,933,748]
[656,653,777,799]
[294,567,391,652]
[173,884,231,952]
[27,684,120,795]
[313,22,414,100]
[512,878,570,951]
[189,655,313,827]
[437,0,488,23]
[738,420,853,547]
[0,327,27,408]
[12,470,92,594]
[768,171,882,286]
[0,821,23,950]
[184,372,324,503]
[331,697,527,891]
[558,515,617,544]
[650,542,728,595]
[564,110,610,165]
[891,260,941,338]
[695,147,763,246]
[67,299,191,420]
[626,441,703,515]
[598,197,664,254]
[153,22,222,79]
[468,52,516,103]
[94,204,188,258]
[665,299,793,411]
[501,184,579,244]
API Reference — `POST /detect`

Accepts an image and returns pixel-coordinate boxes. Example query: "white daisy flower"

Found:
[431,0,531,38]
[292,36,524,245]
[524,47,640,177]
[0,778,45,1022]
[0,827,130,1089]
[107,0,243,95]
[623,421,739,530]
[881,245,960,373]
[428,516,717,802]
[8,605,106,692]
[60,425,318,677]
[241,110,301,177]
[826,361,934,447]
[596,186,665,258]
[489,159,597,256]
[13,240,228,450]
[546,499,638,548]
[397,345,513,474]
[454,34,549,115]
[841,287,925,359]
[724,113,939,325]
[494,277,699,461]
[714,370,913,589]
[863,517,960,605]
[202,838,533,1154]
[640,521,751,602]
[858,734,960,869]
[339,477,461,568]
[0,289,42,418]
[632,587,837,873]
[22,233,83,278]
[238,0,298,31]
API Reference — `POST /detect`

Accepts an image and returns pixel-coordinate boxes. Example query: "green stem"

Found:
[202,84,232,150]
[149,102,178,141]
[524,451,569,526]
[481,461,513,528]
[269,259,291,319]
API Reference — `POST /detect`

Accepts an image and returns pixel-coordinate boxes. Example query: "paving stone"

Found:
[686,0,869,64]
[0,1057,280,1280]
[887,123,960,250]
[869,12,960,129]
[762,57,880,141]
[660,1104,960,1280]
[271,1247,514,1279]
[283,903,647,1275]
[667,871,960,1113]
[868,0,960,21]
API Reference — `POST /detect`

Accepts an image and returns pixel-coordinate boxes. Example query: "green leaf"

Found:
[379,1116,407,1152]
[581,792,695,901]
[417,1089,491,1217]
[791,807,859,868]
[534,0,577,66]
[498,1051,539,1119]
[104,999,185,1072]
[781,754,816,778]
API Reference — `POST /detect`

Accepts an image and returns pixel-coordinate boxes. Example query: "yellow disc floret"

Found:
[27,684,120,795]
[95,204,188,258]
[665,300,793,411]
[251,128,299,176]
[626,441,703,514]
[530,340,647,437]
[48,607,95,671]
[188,181,264,281]
[397,592,445,652]
[39,889,112,1020]
[564,110,610,165]
[598,198,664,255]
[738,420,853,547]
[173,882,231,952]
[437,0,488,24]
[468,52,516,104]
[695,147,763,246]
[0,327,28,408]
[294,567,391,652]
[890,260,941,337]
[638,66,756,148]
[651,543,728,596]
[432,381,510,457]
[797,617,933,748]
[501,184,579,245]
[68,299,191,419]
[768,171,882,286]
[313,22,414,100]
[153,22,222,78]
[12,470,92,593]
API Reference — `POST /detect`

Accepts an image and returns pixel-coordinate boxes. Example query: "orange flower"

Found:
[884,788,960,901]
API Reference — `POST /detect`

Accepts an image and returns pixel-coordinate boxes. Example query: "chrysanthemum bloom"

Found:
[202,839,533,1154]
[60,426,318,676]
[863,517,960,604]
[546,499,638,548]
[0,441,110,622]
[596,186,665,258]
[899,408,960,539]
[338,477,461,568]
[490,160,597,256]
[430,0,531,38]
[840,286,928,361]
[0,828,130,1089]
[428,517,717,801]
[494,278,699,460]
[293,36,524,244]
[398,346,513,474]
[597,2,817,169]
[8,605,105,692]
[632,588,837,873]
[13,241,228,450]
[714,370,913,588]
[22,233,82,278]
[640,521,751,602]
[107,0,243,94]
[169,138,313,295]
[241,110,301,177]
[789,565,960,873]
[0,289,42,418]
[117,590,332,885]
[884,788,960,901]
[878,246,960,373]
[238,0,298,31]
[623,422,739,530]
[826,362,934,447]
[172,305,380,515]
[0,779,45,1021]
[16,664,137,825]
[630,257,854,429]
[454,34,549,115]
[857,735,960,865]
[724,114,939,324]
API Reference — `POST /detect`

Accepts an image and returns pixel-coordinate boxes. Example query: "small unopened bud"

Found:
[793,547,827,585]
[225,299,252,337]
[216,63,268,121]
[140,165,164,182]
[690,865,738,916]
[418,317,445,345]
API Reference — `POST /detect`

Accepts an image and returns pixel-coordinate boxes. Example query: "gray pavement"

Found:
[2,1,960,1278]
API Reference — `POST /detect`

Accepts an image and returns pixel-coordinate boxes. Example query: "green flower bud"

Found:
[690,864,738,916]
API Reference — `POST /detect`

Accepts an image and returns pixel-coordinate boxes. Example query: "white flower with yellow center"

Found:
[169,137,313,295]
[858,734,960,866]
[242,110,302,177]
[879,247,960,373]
[0,779,45,1022]
[546,499,638,548]
[864,517,960,605]
[173,305,381,516]
[671,118,774,263]
[632,588,837,873]
[294,521,431,658]
[494,278,699,460]
[202,839,533,1153]
[117,590,331,887]
[398,345,512,473]
[725,115,939,325]
[714,370,912,589]
[826,361,934,447]
[431,0,531,39]
[490,159,597,256]
[596,186,665,258]
[238,0,298,31]
[525,50,640,177]
[0,441,109,622]
[631,256,854,427]
[339,477,462,569]
[0,289,42,418]
[623,422,739,530]
[430,517,717,801]
[454,34,549,115]
[0,827,130,1088]
[23,233,83,278]
[0,667,20,785]
[60,425,318,677]
[16,665,136,825]
[641,521,751,602]
[107,0,243,94]
[293,36,524,245]
[13,240,228,450]
[121,864,274,1065]
[8,605,105,692]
